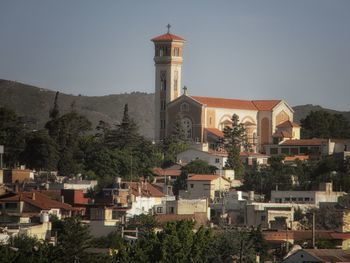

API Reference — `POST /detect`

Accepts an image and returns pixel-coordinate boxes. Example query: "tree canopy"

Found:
[300,110,350,139]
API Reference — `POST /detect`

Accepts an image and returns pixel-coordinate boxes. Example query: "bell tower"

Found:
[152,25,185,141]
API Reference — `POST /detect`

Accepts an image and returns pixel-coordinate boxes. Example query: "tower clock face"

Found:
[181,117,192,139]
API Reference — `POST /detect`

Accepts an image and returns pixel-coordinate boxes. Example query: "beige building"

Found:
[181,174,231,201]
[271,182,345,207]
[152,27,298,153]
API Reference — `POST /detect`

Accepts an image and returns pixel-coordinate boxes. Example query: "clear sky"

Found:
[1,1,349,110]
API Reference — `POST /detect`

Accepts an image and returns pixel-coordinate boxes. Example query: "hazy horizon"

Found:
[1,1,350,110]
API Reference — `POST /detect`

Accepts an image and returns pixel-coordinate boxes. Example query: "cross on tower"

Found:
[167,24,171,34]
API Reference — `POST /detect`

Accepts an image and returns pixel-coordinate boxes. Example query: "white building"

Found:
[271,182,345,207]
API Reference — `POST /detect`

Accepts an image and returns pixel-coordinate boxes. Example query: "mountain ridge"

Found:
[1,79,350,138]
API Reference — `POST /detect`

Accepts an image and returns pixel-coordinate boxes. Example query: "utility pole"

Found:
[312,211,316,248]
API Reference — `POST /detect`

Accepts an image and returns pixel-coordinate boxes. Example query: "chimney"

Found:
[61,195,64,203]
[32,192,35,200]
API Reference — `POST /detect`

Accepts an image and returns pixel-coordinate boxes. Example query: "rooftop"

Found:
[192,96,281,111]
[151,33,185,42]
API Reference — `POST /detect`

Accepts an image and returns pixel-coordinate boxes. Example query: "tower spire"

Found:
[167,23,171,34]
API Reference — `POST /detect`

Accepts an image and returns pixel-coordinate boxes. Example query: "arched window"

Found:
[180,102,189,112]
[160,71,166,91]
[181,117,192,139]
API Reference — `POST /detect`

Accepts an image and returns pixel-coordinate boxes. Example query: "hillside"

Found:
[1,79,350,139]
[0,80,155,138]
[293,104,350,123]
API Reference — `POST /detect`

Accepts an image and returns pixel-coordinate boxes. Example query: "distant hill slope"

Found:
[0,79,155,138]
[1,79,350,139]
[293,104,350,123]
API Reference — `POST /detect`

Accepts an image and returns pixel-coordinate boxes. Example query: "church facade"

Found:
[152,28,299,153]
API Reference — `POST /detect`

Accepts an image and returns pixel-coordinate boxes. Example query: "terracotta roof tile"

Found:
[191,96,281,111]
[0,191,73,211]
[192,96,257,110]
[252,100,281,111]
[127,182,165,198]
[276,120,300,128]
[281,138,327,146]
[206,128,224,138]
[151,33,185,42]
[152,168,181,177]
[272,131,292,138]
[187,174,220,181]
[284,155,309,162]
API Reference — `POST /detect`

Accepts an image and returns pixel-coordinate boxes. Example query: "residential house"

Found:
[283,249,350,263]
[0,191,76,221]
[181,174,232,201]
[271,182,345,207]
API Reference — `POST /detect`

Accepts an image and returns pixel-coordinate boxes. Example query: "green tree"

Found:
[57,216,92,262]
[22,130,59,171]
[0,106,26,167]
[300,110,350,139]
[105,104,141,150]
[162,114,189,167]
[223,114,246,178]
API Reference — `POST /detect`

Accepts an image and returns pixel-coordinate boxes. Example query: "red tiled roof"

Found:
[192,96,257,110]
[151,33,185,42]
[152,167,181,177]
[272,131,292,138]
[276,120,300,128]
[187,174,220,181]
[0,191,73,211]
[127,182,165,198]
[191,96,281,111]
[206,128,224,138]
[281,138,327,146]
[284,155,309,162]
[252,100,281,111]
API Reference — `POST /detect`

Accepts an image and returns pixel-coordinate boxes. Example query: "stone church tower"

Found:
[152,25,185,141]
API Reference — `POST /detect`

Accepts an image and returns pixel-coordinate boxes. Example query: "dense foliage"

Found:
[0,218,269,263]
[300,110,350,139]
[222,114,246,178]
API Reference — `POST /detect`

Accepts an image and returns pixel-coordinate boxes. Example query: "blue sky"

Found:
[1,0,350,110]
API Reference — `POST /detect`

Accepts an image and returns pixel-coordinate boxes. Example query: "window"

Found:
[300,147,308,154]
[157,207,163,214]
[203,184,210,190]
[174,71,178,94]
[304,197,310,201]
[215,158,220,164]
[285,197,290,202]
[159,47,164,57]
[261,215,266,221]
[5,203,17,209]
[161,100,166,110]
[160,71,166,91]
[209,117,212,125]
[180,102,189,112]
[281,148,290,155]
[291,148,299,155]
[161,119,166,129]
[181,117,193,139]
[298,197,303,202]
[270,148,278,155]
[174,47,180,56]
[169,207,175,214]
[190,184,194,188]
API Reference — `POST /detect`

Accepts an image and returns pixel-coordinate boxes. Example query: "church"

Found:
[151,27,300,154]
